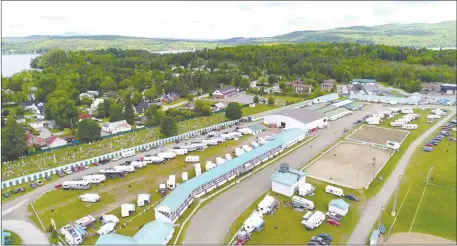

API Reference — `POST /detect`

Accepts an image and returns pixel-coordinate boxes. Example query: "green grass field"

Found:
[224,179,361,245]
[242,104,278,116]
[166,98,187,105]
[379,123,456,242]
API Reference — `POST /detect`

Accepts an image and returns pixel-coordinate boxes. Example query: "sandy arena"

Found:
[346,125,409,145]
[386,232,456,245]
[305,141,393,189]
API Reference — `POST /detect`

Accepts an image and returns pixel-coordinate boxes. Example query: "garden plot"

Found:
[304,141,394,189]
[346,125,409,146]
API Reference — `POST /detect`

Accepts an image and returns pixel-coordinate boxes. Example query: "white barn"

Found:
[263,108,328,132]
[101,120,132,134]
[271,165,307,197]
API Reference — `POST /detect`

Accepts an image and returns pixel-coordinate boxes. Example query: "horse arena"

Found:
[346,125,410,146]
[304,141,394,189]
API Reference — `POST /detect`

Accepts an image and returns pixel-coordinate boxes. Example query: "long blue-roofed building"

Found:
[154,127,306,223]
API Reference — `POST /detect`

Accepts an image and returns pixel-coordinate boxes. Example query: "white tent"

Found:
[121,204,135,217]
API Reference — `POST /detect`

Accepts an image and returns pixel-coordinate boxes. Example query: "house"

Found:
[212,86,238,99]
[160,93,180,103]
[250,80,257,88]
[328,199,350,216]
[211,102,226,112]
[135,102,151,114]
[102,120,132,134]
[79,113,92,121]
[26,131,44,147]
[271,164,307,197]
[289,80,312,94]
[23,102,39,114]
[90,98,105,115]
[79,92,94,101]
[43,136,68,149]
[321,79,335,92]
[15,115,26,123]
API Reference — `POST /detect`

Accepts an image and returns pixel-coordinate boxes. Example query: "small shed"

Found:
[121,204,136,217]
[247,124,262,135]
[328,199,350,216]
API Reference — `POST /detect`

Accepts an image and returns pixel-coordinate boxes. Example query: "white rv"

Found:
[292,196,315,210]
[251,141,260,148]
[182,172,188,181]
[386,140,400,151]
[181,145,197,152]
[185,156,200,163]
[82,174,106,184]
[114,165,135,173]
[79,193,100,203]
[258,195,278,214]
[158,151,177,159]
[225,153,232,160]
[235,148,245,157]
[390,121,403,127]
[62,181,90,190]
[97,222,116,236]
[143,156,165,164]
[75,215,96,229]
[121,149,135,158]
[402,124,418,130]
[130,161,147,168]
[137,194,151,207]
[220,133,233,140]
[242,145,253,152]
[167,175,176,190]
[325,185,344,196]
[205,162,216,171]
[215,157,226,166]
[401,108,413,114]
[121,204,135,217]
[202,139,218,146]
[100,214,119,224]
[212,137,226,143]
[302,211,326,230]
[299,183,316,197]
[61,225,83,245]
[171,148,188,156]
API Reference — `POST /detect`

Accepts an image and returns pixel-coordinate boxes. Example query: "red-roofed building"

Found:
[79,113,92,120]
[42,136,67,149]
[25,131,43,147]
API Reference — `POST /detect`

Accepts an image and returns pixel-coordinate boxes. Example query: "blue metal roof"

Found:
[332,99,354,108]
[96,220,174,245]
[352,79,376,83]
[350,93,419,105]
[272,168,306,186]
[248,124,262,132]
[329,199,350,210]
[370,230,380,241]
[156,128,306,213]
[314,93,340,103]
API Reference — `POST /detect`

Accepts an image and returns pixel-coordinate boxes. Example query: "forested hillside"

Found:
[2,21,455,54]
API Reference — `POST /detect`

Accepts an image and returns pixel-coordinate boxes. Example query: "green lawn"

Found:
[3,230,23,245]
[242,104,278,116]
[166,98,187,105]
[379,122,456,242]
[224,179,362,245]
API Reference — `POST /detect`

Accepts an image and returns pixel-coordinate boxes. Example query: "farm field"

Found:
[346,125,409,145]
[1,114,227,180]
[242,104,278,116]
[379,123,456,242]
[224,179,361,245]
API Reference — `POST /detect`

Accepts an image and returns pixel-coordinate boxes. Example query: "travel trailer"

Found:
[185,156,200,163]
[143,156,165,164]
[99,214,119,225]
[75,215,96,229]
[130,161,147,169]
[79,193,100,203]
[242,145,253,152]
[402,124,418,130]
[235,148,245,157]
[202,139,219,146]
[158,151,177,159]
[302,211,326,230]
[97,223,115,236]
[427,114,441,119]
[195,163,202,176]
[114,165,135,173]
[258,196,278,214]
[62,181,90,190]
[325,185,344,197]
[215,157,226,166]
[60,225,83,245]
[205,161,216,171]
[167,175,176,189]
[171,148,188,156]
[386,140,400,151]
[182,172,188,181]
[137,194,151,207]
[292,196,315,210]
[299,183,316,197]
[82,174,106,184]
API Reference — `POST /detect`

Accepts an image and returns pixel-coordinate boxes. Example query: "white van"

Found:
[79,193,100,203]
[82,174,106,184]
[325,185,344,197]
[402,124,418,130]
[185,156,200,163]
[62,181,90,190]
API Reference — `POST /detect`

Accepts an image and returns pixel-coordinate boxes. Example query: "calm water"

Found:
[1,54,41,77]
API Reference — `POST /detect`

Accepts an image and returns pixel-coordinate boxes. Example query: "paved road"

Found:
[347,109,456,244]
[2,220,49,244]
[182,105,383,244]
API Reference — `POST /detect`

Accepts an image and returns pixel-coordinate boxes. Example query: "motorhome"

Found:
[97,222,115,236]
[243,213,265,233]
[75,215,96,229]
[195,163,202,176]
[61,225,83,245]
[205,161,216,171]
[185,156,200,163]
[402,124,418,130]
[167,175,176,189]
[79,193,100,203]
[258,195,278,214]
[121,149,135,158]
[182,172,188,181]
[302,211,326,230]
[143,156,165,164]
[242,145,253,152]
[202,139,218,146]
[171,148,188,156]
[114,165,135,173]
[99,214,119,225]
[225,153,232,160]
[158,151,177,159]
[99,168,125,178]
[299,183,316,197]
[130,161,147,169]
[62,181,90,190]
[137,194,151,207]
[292,196,315,210]
[82,174,106,184]
[325,185,344,196]
[121,204,135,217]
[215,157,226,166]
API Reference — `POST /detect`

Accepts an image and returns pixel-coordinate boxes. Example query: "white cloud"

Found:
[1,1,455,39]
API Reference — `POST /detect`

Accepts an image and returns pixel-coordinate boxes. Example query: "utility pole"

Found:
[391,173,403,216]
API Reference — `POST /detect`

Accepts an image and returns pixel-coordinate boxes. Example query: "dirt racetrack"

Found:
[347,125,409,145]
[386,232,456,244]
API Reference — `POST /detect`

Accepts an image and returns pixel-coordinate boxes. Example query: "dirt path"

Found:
[386,232,456,244]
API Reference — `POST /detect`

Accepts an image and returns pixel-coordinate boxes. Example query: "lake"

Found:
[2,54,41,77]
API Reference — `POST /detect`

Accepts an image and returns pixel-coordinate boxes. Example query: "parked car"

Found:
[327,219,340,226]
[35,180,43,186]
[428,141,438,146]
[55,184,62,189]
[422,147,432,152]
[57,171,65,177]
[29,183,38,188]
[448,137,457,142]
[185,136,190,140]
[11,189,19,195]
[72,166,79,172]
[18,187,25,192]
[45,176,51,181]
[325,212,343,221]
[3,192,10,198]
[64,168,73,175]
[310,236,330,245]
[175,140,180,144]
[78,165,86,171]
[345,194,359,202]
[93,162,100,166]
[424,143,433,147]
[317,234,333,242]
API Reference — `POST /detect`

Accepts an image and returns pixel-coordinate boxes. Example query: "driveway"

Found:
[182,105,383,244]
[346,109,456,244]
[37,127,52,139]
[2,220,49,244]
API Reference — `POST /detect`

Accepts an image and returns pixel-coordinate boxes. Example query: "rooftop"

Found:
[352,78,376,83]
[272,167,306,186]
[316,105,337,114]
[272,108,327,125]
[313,93,340,103]
[324,108,351,118]
[248,124,262,132]
[329,199,350,210]
[332,99,354,108]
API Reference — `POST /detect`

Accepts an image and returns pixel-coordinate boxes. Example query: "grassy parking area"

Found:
[29,134,256,244]
[224,179,361,245]
[378,123,456,242]
[1,114,228,181]
[242,104,278,116]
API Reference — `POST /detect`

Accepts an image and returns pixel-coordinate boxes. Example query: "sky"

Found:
[2,1,456,39]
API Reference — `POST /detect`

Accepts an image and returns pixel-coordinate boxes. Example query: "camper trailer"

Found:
[99,214,119,225]
[171,148,188,156]
[220,133,234,140]
[225,153,232,160]
[401,108,413,114]
[243,214,264,233]
[202,139,218,146]
[75,215,96,229]
[242,145,253,152]
[215,157,226,166]
[121,149,135,158]
[62,181,90,190]
[114,165,135,173]
[130,161,147,169]
[231,132,243,138]
[390,121,403,127]
[292,196,315,210]
[302,211,326,230]
[143,156,165,164]
[79,193,100,203]
[182,172,188,181]
[212,137,226,144]
[325,185,344,197]
[299,183,316,197]
[185,156,200,163]
[82,174,106,184]
[99,168,125,178]
[402,124,418,130]
[181,145,197,152]
[167,175,176,190]
[137,194,151,207]
[251,141,260,148]
[60,225,83,245]
[205,162,216,171]
[195,163,202,176]
[97,222,116,236]
[386,140,400,151]
[158,151,177,159]
[121,204,135,217]
[235,148,245,157]
[258,195,278,214]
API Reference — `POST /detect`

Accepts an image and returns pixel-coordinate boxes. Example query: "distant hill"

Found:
[2,21,455,54]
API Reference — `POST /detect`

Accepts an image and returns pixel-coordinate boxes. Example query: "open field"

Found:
[1,114,227,180]
[242,104,278,116]
[346,125,409,145]
[305,141,393,189]
[224,179,362,245]
[378,124,456,242]
[387,232,456,244]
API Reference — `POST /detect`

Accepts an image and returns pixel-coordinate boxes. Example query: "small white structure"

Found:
[79,193,100,203]
[75,215,96,229]
[302,211,325,230]
[325,185,344,197]
[185,156,200,163]
[298,183,316,197]
[83,174,106,184]
[271,165,307,197]
[328,199,350,216]
[121,204,136,217]
[195,163,202,176]
[97,222,116,236]
[292,196,315,210]
[215,157,226,166]
[242,145,253,152]
[100,214,119,224]
[101,120,132,134]
[89,98,104,114]
[225,153,232,160]
[402,124,418,130]
[182,172,188,181]
[386,140,400,151]
[130,161,147,169]
[234,148,245,157]
[137,194,151,207]
[167,175,176,189]
[205,161,216,171]
[251,141,260,148]
[258,195,278,214]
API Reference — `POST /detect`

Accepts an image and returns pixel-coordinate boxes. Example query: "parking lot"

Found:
[346,125,409,145]
[305,141,394,189]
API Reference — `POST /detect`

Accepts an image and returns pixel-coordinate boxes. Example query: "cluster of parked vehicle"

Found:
[308,233,333,245]
[422,129,452,152]
[3,176,52,198]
